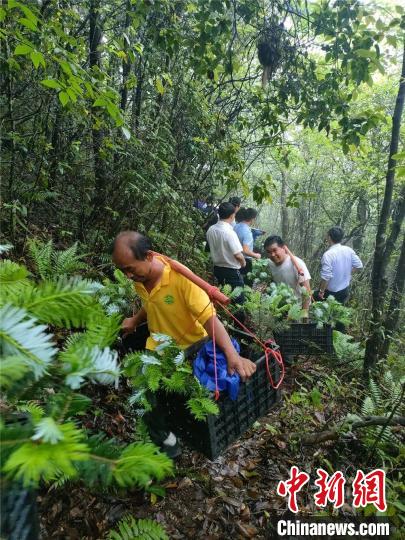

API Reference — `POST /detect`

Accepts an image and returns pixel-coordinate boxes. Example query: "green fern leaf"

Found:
[3,422,89,487]
[20,278,99,328]
[0,260,30,299]
[107,515,168,540]
[27,239,53,280]
[369,378,382,410]
[0,243,14,255]
[145,365,162,392]
[162,371,188,394]
[0,304,57,379]
[52,242,88,276]
[0,356,30,389]
[75,435,121,487]
[85,313,122,348]
[61,345,120,389]
[361,396,376,417]
[186,397,219,420]
[113,443,173,488]
[17,401,45,422]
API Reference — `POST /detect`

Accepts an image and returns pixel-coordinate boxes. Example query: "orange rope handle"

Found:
[211,314,220,401]
[217,301,285,390]
[150,251,231,304]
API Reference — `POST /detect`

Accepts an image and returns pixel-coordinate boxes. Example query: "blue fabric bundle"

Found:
[193,338,241,400]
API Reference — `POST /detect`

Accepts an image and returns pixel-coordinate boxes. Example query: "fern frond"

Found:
[31,417,64,444]
[162,371,188,394]
[145,365,162,392]
[107,515,168,540]
[369,378,382,409]
[0,304,57,379]
[3,422,89,487]
[52,242,88,276]
[0,243,14,255]
[17,402,45,422]
[74,435,121,487]
[0,423,34,467]
[0,356,30,389]
[20,278,99,328]
[61,345,120,389]
[113,443,173,488]
[84,313,122,349]
[186,396,219,420]
[0,260,30,300]
[27,239,53,280]
[361,396,376,417]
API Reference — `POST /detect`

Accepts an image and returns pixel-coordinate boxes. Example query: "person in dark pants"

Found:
[113,231,256,457]
[206,202,246,301]
[317,226,363,332]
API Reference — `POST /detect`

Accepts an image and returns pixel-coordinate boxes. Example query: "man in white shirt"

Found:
[318,226,363,304]
[264,235,311,313]
[207,202,246,291]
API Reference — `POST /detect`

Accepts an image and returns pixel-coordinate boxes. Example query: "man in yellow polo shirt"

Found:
[112,231,256,458]
[112,231,256,380]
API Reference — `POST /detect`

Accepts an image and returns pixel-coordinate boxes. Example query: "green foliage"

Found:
[17,278,101,328]
[0,252,172,491]
[247,258,273,287]
[0,304,58,379]
[123,334,219,421]
[113,443,173,488]
[310,296,352,329]
[0,356,30,389]
[187,396,220,421]
[96,269,138,317]
[107,515,168,540]
[333,331,364,368]
[27,239,87,280]
[227,283,303,340]
[2,422,89,486]
[345,371,404,461]
[0,259,30,295]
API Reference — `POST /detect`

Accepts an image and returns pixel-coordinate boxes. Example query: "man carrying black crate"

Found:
[112,231,256,457]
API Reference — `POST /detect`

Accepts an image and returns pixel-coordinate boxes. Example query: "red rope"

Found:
[211,312,220,401]
[216,301,285,390]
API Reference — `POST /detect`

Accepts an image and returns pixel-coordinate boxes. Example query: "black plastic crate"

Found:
[274,323,333,356]
[157,349,281,460]
[0,482,39,540]
[122,324,281,459]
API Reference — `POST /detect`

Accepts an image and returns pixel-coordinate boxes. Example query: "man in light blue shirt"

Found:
[234,208,261,283]
[318,226,363,305]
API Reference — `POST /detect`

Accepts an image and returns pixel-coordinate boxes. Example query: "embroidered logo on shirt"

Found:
[164,294,175,304]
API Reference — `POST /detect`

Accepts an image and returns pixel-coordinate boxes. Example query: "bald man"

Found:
[113,232,256,457]
[112,231,256,380]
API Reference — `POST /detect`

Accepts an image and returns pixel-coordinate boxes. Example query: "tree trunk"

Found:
[353,191,368,252]
[364,41,405,371]
[280,170,289,240]
[120,0,131,111]
[85,0,108,240]
[380,233,405,358]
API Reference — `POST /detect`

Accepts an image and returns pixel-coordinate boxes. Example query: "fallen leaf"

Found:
[235,522,258,538]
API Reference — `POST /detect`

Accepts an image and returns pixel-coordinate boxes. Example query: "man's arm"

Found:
[203,316,257,381]
[122,307,147,336]
[234,251,246,267]
[242,244,261,259]
[318,278,329,299]
[319,253,332,298]
[301,280,311,310]
[351,250,363,271]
